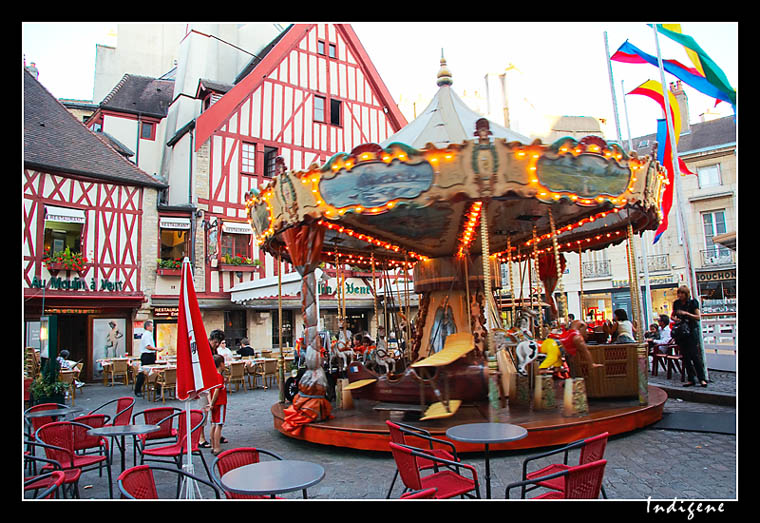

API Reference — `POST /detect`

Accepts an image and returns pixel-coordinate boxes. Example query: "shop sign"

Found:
[154,306,179,319]
[318,278,373,296]
[612,274,676,288]
[30,276,125,292]
[696,269,735,282]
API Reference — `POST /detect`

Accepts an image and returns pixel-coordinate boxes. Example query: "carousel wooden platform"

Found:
[271,385,667,453]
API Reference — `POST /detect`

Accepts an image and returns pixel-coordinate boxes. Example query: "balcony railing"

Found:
[637,254,671,273]
[700,248,734,268]
[582,260,612,279]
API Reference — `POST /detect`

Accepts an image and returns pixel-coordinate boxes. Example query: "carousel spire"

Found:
[437,49,453,87]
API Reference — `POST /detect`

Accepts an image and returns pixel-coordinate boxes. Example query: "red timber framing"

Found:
[23,168,144,299]
[194,23,407,295]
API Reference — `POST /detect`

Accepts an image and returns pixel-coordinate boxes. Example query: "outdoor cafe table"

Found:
[88,424,160,472]
[220,460,325,499]
[25,406,83,420]
[445,422,528,499]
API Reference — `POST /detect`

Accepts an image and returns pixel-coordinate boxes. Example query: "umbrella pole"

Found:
[181,399,200,499]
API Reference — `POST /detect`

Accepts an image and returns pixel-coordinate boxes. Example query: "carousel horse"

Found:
[515,339,542,376]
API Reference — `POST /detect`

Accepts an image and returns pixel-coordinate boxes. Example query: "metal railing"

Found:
[582,260,612,279]
[637,254,670,272]
[700,248,734,267]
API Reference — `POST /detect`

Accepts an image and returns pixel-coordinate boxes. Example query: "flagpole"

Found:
[652,23,708,381]
[604,31,623,143]
[622,79,654,331]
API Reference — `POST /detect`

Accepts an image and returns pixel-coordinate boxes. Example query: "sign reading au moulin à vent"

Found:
[30,276,125,292]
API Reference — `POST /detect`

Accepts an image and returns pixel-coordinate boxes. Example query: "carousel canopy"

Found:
[245,59,667,273]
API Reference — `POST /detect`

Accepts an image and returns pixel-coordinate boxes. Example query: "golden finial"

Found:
[437,49,453,87]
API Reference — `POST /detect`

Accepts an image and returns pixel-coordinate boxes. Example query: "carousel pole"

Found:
[531,226,542,331]
[480,201,494,357]
[627,223,644,341]
[578,244,584,322]
[404,254,412,360]
[371,251,378,338]
[464,252,472,332]
[278,252,285,403]
[507,235,516,327]
[548,208,568,325]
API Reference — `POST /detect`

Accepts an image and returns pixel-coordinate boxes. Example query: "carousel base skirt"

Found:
[271,385,667,452]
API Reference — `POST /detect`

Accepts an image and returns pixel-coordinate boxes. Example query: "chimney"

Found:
[669,80,689,134]
[25,61,39,80]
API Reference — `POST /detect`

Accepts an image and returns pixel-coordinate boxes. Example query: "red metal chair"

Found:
[210,447,285,499]
[385,420,462,498]
[388,442,480,499]
[71,413,111,477]
[506,459,608,499]
[139,409,212,494]
[25,470,66,499]
[521,432,609,499]
[131,406,181,464]
[400,487,438,499]
[24,402,68,437]
[35,421,113,498]
[24,440,82,499]
[90,397,135,463]
[117,464,222,499]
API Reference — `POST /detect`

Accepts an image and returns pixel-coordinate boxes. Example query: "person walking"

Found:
[134,320,161,396]
[671,285,707,387]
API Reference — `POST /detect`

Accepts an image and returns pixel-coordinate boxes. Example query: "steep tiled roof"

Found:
[631,115,736,158]
[98,74,174,118]
[23,69,167,188]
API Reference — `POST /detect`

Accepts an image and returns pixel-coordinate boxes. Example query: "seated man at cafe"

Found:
[237,338,255,357]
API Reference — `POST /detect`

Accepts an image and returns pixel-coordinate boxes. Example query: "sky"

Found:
[22,21,737,141]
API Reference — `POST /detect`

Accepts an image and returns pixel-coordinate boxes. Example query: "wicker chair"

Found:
[388,442,480,499]
[157,368,177,403]
[256,359,278,389]
[118,464,221,499]
[211,447,284,499]
[132,407,181,464]
[25,470,66,499]
[506,459,607,499]
[59,370,77,404]
[227,361,247,393]
[106,359,129,386]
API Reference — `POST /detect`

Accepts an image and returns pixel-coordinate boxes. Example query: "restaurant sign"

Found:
[30,276,125,292]
[696,269,735,282]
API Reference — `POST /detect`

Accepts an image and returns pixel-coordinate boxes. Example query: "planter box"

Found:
[156,268,182,276]
[219,264,259,272]
[31,392,66,406]
[45,262,88,277]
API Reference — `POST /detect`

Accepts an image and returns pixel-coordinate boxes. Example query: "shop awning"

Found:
[159,217,191,229]
[229,270,318,304]
[222,221,253,234]
[712,231,736,251]
[45,205,86,224]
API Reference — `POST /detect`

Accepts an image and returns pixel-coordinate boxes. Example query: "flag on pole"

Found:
[176,257,220,401]
[611,40,735,108]
[651,23,736,108]
[628,81,694,244]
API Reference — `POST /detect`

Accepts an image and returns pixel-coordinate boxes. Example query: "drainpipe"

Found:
[136,112,142,166]
[189,126,196,269]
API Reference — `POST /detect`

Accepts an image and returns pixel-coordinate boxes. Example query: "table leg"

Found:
[120,435,126,473]
[484,443,491,499]
[303,489,308,499]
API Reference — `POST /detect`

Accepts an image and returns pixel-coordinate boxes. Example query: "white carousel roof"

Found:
[381,56,531,149]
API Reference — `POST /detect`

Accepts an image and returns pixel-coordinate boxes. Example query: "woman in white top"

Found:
[216,339,235,363]
[607,309,636,343]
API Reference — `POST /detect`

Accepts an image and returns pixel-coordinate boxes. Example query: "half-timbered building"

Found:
[23,68,167,381]
[155,23,408,347]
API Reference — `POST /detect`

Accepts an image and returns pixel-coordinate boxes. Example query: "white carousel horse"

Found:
[515,339,542,376]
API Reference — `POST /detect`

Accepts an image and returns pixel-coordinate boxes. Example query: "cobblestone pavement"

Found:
[27,369,737,502]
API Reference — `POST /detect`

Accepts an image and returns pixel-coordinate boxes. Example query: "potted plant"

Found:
[156,257,183,276]
[43,246,89,276]
[30,359,67,405]
[219,253,261,271]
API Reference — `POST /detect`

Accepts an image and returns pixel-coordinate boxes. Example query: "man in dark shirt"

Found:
[237,338,255,357]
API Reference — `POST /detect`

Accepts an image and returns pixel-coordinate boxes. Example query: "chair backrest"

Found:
[388,442,423,491]
[261,350,273,358]
[173,410,206,452]
[134,407,179,440]
[59,371,75,384]
[25,403,68,434]
[112,359,129,373]
[113,397,136,425]
[386,420,407,446]
[211,447,282,499]
[35,422,77,468]
[161,368,177,386]
[117,465,159,499]
[72,414,110,451]
[563,459,607,499]
[230,362,245,378]
[579,432,609,465]
[264,359,277,373]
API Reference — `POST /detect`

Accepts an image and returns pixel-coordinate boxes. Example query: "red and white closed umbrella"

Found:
[175,257,219,498]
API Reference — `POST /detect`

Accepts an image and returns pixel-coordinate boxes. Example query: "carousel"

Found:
[245,57,668,452]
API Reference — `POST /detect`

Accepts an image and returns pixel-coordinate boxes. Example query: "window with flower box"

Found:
[158,217,192,272]
[42,206,86,272]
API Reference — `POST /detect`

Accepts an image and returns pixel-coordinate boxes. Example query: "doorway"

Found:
[56,315,88,376]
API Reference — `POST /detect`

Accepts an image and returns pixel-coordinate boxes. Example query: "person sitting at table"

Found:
[603,309,636,343]
[216,339,235,363]
[57,350,84,389]
[134,320,162,397]
[650,314,673,349]
[237,338,255,357]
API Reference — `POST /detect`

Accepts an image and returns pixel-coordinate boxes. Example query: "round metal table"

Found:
[220,460,325,499]
[25,406,83,419]
[446,422,528,499]
[88,424,160,472]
